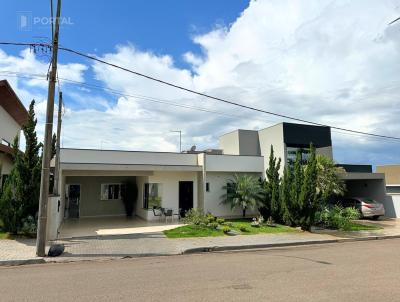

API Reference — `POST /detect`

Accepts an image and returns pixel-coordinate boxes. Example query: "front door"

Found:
[68,184,81,218]
[179,181,193,217]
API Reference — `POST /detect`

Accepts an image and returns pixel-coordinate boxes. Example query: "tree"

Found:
[0,137,24,234]
[20,100,42,218]
[222,174,263,217]
[298,145,318,231]
[316,155,346,205]
[260,146,281,221]
[287,151,304,226]
[280,165,293,225]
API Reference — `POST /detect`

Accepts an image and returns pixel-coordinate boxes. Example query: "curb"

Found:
[0,258,45,267]
[182,234,400,254]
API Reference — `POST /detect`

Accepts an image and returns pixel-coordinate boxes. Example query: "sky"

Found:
[0,0,400,167]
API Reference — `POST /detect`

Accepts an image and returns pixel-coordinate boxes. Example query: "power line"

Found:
[1,69,400,145]
[1,41,400,140]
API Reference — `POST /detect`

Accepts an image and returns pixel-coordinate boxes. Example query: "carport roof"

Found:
[340,172,385,180]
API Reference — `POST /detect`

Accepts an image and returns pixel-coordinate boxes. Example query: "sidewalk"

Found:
[1,219,399,266]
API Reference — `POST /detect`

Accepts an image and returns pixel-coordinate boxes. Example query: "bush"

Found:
[222,226,231,233]
[21,215,37,234]
[316,205,360,231]
[224,222,233,227]
[207,222,219,229]
[216,218,225,225]
[239,225,250,232]
[206,213,216,224]
[182,208,208,225]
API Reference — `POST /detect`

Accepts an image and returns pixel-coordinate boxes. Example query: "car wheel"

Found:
[372,215,380,220]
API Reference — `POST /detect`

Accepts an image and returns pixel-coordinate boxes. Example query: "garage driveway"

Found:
[58,216,182,238]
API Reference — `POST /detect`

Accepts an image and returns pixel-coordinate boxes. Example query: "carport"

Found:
[341,172,386,203]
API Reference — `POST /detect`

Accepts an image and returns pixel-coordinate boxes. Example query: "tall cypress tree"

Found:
[289,151,303,225]
[280,165,293,226]
[298,145,318,231]
[20,100,42,218]
[0,137,24,233]
[261,145,281,221]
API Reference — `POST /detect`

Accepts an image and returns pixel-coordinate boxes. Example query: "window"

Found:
[101,184,122,200]
[206,182,210,192]
[287,147,310,166]
[226,182,236,195]
[143,183,162,209]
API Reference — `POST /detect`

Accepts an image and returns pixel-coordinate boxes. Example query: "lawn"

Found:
[347,222,382,231]
[164,218,297,238]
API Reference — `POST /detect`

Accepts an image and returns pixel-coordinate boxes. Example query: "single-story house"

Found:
[47,122,390,239]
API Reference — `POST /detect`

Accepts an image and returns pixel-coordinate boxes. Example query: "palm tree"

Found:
[221,174,263,217]
[315,155,346,205]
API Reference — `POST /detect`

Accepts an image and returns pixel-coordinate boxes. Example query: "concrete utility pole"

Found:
[36,0,61,257]
[53,91,62,195]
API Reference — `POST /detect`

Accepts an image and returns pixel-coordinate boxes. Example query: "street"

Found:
[1,239,400,301]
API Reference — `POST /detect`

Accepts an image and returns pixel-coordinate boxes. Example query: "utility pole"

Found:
[170,130,182,152]
[36,0,61,257]
[53,91,62,195]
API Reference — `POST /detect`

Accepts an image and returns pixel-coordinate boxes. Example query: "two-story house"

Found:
[0,80,28,188]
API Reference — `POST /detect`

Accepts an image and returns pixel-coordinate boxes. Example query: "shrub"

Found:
[182,208,207,225]
[316,205,360,231]
[216,218,225,225]
[222,226,231,233]
[207,222,219,230]
[21,215,37,234]
[224,222,233,227]
[206,213,216,224]
[239,225,250,232]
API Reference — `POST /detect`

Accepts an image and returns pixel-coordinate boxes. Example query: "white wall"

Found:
[384,194,400,218]
[61,149,199,166]
[219,130,240,155]
[136,171,198,221]
[0,106,20,145]
[258,124,285,177]
[204,172,261,217]
[206,154,264,173]
[47,196,63,240]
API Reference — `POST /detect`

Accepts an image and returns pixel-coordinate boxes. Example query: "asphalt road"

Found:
[1,239,400,302]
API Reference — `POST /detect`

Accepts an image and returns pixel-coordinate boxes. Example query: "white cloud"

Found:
[2,0,400,165]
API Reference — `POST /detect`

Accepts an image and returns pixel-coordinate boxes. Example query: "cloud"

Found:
[2,0,400,166]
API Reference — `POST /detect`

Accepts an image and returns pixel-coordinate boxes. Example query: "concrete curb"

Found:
[0,258,45,266]
[182,234,400,254]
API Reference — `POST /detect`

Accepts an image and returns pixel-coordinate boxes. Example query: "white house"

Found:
[45,122,389,239]
[0,80,28,188]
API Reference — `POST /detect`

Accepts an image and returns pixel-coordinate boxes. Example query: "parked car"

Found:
[336,197,385,220]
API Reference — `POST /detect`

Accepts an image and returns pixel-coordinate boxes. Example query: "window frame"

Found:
[143,183,163,209]
[100,183,122,201]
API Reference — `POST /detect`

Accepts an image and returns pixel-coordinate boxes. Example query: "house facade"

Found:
[48,122,390,239]
[376,165,400,218]
[0,80,28,189]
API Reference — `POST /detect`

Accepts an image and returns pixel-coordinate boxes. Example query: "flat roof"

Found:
[0,80,28,126]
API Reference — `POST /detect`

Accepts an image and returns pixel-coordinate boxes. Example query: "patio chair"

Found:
[164,209,173,223]
[173,208,181,221]
[152,206,163,221]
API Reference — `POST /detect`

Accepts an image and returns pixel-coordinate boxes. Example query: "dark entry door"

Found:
[68,184,81,218]
[179,181,193,217]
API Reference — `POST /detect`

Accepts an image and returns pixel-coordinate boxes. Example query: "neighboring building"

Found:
[0,80,28,188]
[48,122,390,239]
[219,122,386,207]
[376,165,400,218]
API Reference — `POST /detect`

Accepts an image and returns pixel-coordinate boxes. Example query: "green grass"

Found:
[347,222,382,231]
[0,230,36,240]
[164,218,297,238]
